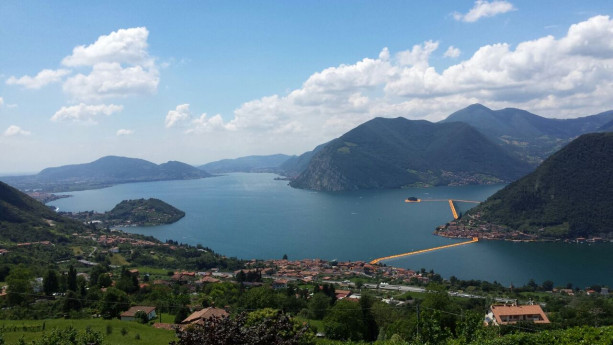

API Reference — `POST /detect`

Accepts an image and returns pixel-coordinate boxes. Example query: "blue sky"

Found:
[1,1,612,173]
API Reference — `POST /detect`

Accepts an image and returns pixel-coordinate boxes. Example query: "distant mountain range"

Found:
[463,132,613,239]
[287,104,613,191]
[199,154,291,173]
[1,156,211,192]
[441,104,613,165]
[290,117,533,191]
[4,104,612,194]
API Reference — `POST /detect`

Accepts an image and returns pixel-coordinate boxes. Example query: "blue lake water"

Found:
[49,173,613,288]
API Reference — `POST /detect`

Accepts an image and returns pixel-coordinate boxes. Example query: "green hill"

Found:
[0,156,211,192]
[467,132,613,238]
[104,198,185,226]
[0,181,84,242]
[442,104,613,164]
[199,154,291,173]
[290,117,532,191]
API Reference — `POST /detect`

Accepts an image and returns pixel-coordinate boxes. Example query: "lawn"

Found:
[0,318,176,345]
[109,254,130,266]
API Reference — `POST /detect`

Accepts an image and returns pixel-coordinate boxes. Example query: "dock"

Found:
[369,237,479,264]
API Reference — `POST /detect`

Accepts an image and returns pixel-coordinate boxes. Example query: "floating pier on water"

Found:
[369,237,479,265]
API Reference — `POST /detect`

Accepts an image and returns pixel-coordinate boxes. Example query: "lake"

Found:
[49,173,613,288]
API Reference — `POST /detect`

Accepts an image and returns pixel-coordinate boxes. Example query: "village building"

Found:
[485,304,550,326]
[120,306,157,322]
[181,307,229,326]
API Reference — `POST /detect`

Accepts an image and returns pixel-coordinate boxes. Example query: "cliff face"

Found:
[290,117,532,192]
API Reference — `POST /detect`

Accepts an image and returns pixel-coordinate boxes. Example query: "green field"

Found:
[0,319,176,345]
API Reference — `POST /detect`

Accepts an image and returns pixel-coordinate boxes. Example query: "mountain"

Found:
[465,132,613,239]
[441,104,613,164]
[199,154,291,173]
[279,143,328,178]
[290,117,532,191]
[0,181,84,242]
[599,119,613,132]
[0,156,212,192]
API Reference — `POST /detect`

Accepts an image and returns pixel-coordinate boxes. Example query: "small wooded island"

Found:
[59,198,185,227]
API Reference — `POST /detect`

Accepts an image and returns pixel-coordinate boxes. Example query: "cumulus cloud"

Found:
[453,1,515,22]
[63,62,158,101]
[165,104,231,132]
[4,125,31,136]
[51,103,123,124]
[62,27,151,67]
[165,104,192,128]
[6,69,71,89]
[6,27,158,103]
[444,46,461,58]
[61,27,159,101]
[187,113,230,133]
[194,14,613,152]
[116,129,134,136]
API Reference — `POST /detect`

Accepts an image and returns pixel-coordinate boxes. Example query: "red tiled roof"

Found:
[490,305,550,324]
[181,307,229,324]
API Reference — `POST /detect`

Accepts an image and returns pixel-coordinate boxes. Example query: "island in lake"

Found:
[59,198,185,227]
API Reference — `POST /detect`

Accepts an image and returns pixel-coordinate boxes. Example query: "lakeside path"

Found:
[370,237,479,264]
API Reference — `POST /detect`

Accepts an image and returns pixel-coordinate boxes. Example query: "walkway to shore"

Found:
[370,237,479,265]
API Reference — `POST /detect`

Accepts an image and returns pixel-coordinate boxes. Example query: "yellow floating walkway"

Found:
[449,199,458,220]
[370,237,479,265]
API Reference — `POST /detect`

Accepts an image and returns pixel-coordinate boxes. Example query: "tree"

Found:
[360,293,378,342]
[6,265,33,306]
[43,269,60,296]
[542,280,554,291]
[172,312,313,345]
[62,290,82,313]
[307,293,331,320]
[116,268,139,294]
[67,265,78,292]
[98,273,112,288]
[135,310,149,324]
[175,306,191,324]
[323,299,365,341]
[99,287,130,319]
[282,254,288,260]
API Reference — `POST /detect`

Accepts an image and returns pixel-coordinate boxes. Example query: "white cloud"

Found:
[6,69,71,89]
[186,15,613,154]
[4,125,31,137]
[453,1,516,23]
[165,104,231,132]
[165,104,192,128]
[444,46,461,58]
[51,103,123,124]
[60,27,158,101]
[62,27,151,67]
[187,113,230,133]
[0,97,3,107]
[116,129,134,136]
[63,62,158,101]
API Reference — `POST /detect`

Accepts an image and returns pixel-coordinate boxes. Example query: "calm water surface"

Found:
[50,173,613,287]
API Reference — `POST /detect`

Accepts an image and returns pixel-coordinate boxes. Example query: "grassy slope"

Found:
[0,319,175,345]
